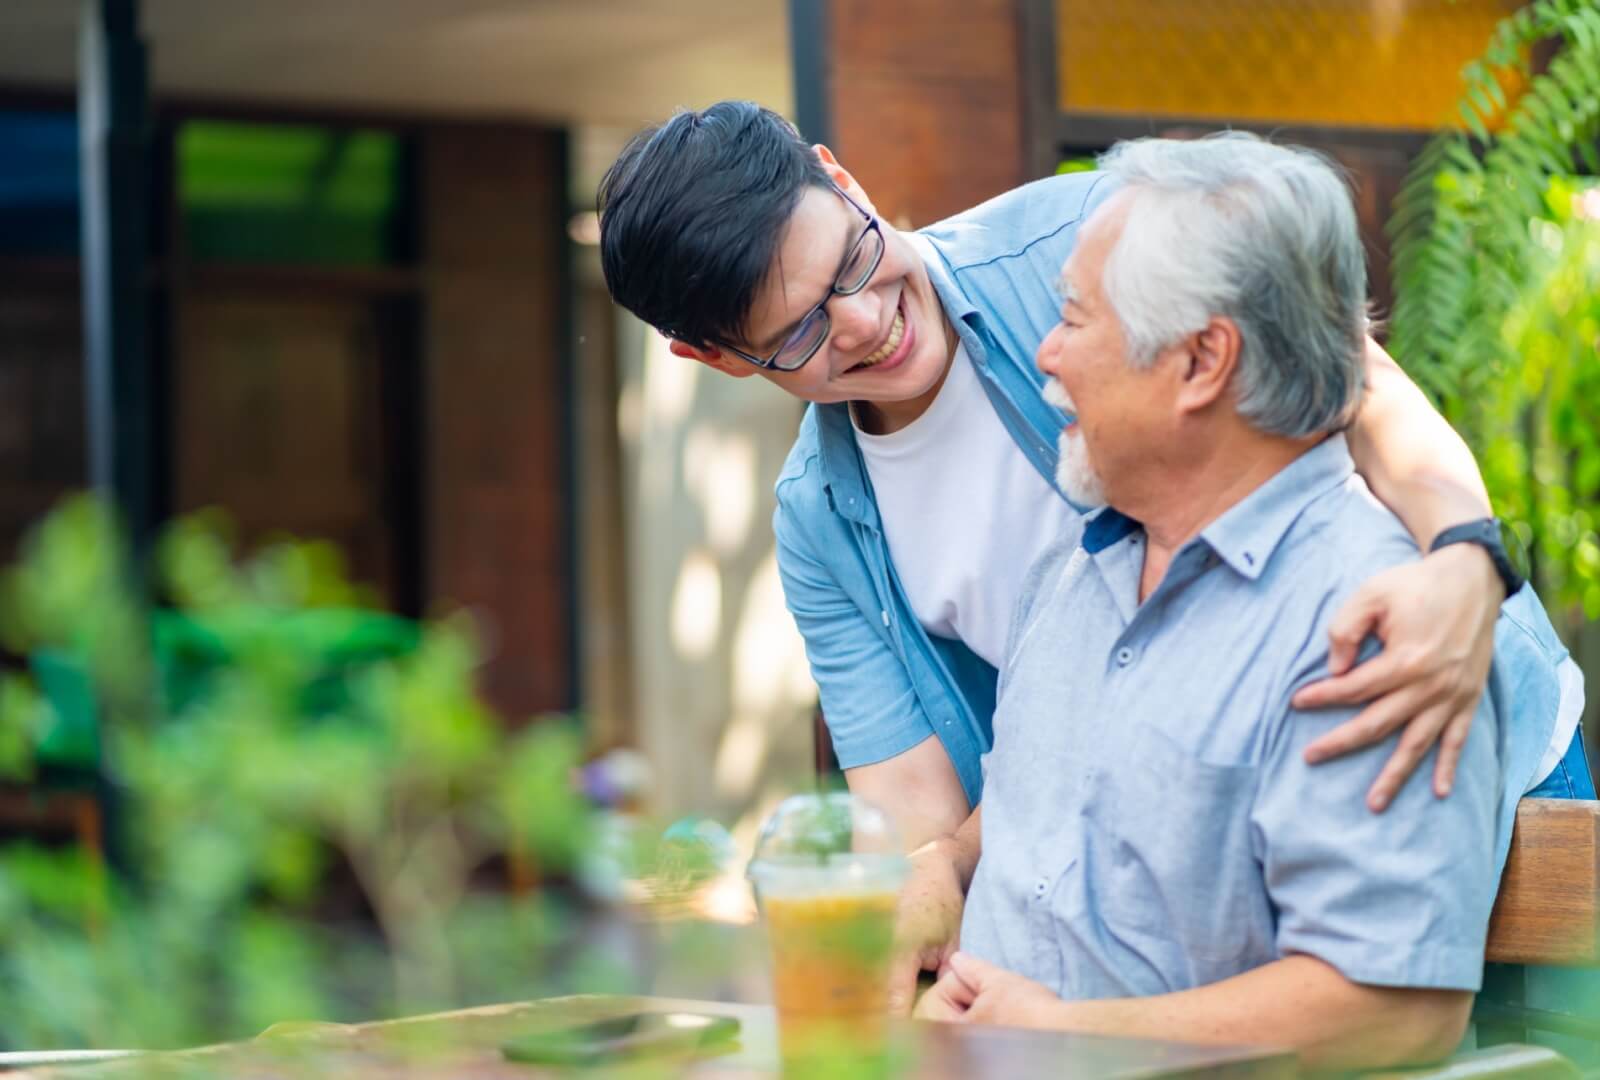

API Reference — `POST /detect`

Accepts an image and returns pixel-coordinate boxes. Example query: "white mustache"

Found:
[1041,379,1076,414]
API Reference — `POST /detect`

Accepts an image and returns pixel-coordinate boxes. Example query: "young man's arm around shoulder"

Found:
[1306,336,1507,806]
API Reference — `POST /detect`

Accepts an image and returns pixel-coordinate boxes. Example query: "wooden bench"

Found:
[1471,799,1600,1065]
[1487,799,1600,968]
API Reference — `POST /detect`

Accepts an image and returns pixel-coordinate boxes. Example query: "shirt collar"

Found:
[907,231,981,325]
[1083,505,1141,554]
[813,402,877,525]
[1198,433,1355,580]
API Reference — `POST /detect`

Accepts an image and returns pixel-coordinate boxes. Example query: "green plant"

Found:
[1388,0,1600,624]
[0,496,602,1050]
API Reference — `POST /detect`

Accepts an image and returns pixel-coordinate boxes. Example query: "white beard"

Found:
[1042,379,1107,507]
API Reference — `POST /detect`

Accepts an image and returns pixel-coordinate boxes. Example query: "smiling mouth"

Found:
[846,298,907,373]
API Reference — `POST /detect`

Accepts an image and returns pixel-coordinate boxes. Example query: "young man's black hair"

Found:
[596,100,831,351]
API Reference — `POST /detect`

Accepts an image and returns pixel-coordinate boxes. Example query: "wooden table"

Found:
[9,994,1295,1079]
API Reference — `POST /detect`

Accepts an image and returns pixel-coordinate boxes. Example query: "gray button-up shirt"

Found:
[962,435,1507,997]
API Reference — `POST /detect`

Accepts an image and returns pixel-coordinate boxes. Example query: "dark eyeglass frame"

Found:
[720,183,885,372]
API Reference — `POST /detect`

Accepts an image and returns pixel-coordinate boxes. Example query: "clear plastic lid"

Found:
[746,792,909,898]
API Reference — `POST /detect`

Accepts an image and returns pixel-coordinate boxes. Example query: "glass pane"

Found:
[179,121,405,265]
[1056,0,1522,130]
[0,110,80,258]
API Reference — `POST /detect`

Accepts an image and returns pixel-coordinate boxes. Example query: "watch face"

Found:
[1499,517,1533,585]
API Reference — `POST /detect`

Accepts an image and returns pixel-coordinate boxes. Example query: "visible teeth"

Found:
[858,310,905,368]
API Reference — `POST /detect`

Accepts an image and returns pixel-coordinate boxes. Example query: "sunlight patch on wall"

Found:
[616,378,642,446]
[683,427,757,555]
[732,550,815,714]
[715,551,815,801]
[713,714,768,800]
[643,331,698,427]
[670,550,722,661]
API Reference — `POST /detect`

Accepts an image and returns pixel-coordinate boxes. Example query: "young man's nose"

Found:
[826,290,884,353]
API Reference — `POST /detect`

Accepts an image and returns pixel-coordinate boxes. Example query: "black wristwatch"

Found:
[1429,517,1526,598]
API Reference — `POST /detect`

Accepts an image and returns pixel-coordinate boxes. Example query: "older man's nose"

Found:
[1036,323,1064,377]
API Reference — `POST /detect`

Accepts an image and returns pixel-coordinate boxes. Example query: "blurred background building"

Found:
[0,0,1589,851]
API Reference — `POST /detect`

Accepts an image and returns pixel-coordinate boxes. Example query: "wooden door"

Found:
[172,293,400,603]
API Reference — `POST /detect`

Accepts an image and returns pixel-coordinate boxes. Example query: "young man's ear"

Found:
[666,337,757,378]
[1174,316,1241,415]
[812,144,877,216]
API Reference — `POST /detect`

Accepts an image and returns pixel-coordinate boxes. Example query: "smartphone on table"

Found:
[501,1011,740,1066]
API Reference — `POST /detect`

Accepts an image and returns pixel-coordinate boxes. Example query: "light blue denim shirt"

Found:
[771,170,1571,813]
[962,436,1519,996]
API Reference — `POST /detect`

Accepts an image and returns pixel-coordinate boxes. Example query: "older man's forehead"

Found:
[1057,252,1089,305]
[1059,196,1131,301]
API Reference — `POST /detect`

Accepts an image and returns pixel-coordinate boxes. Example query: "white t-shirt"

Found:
[854,344,1080,669]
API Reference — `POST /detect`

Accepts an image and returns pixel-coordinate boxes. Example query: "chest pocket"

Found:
[1080,723,1274,979]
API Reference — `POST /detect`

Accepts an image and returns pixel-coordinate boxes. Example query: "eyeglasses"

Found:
[722,183,886,372]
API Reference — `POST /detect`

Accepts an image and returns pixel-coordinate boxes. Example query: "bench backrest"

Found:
[1486,798,1600,967]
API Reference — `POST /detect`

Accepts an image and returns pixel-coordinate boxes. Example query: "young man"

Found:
[597,101,1588,1002]
[915,133,1519,1070]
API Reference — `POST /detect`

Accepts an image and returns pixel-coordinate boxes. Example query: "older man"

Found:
[914,135,1530,1069]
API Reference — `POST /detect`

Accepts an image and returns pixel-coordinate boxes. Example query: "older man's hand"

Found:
[1292,543,1502,812]
[886,838,967,1015]
[914,952,1062,1028]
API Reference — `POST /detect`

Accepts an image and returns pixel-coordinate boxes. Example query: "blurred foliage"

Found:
[1388,0,1600,625]
[0,495,611,1051]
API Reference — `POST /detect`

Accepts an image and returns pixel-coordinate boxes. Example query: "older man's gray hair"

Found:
[1096,133,1368,439]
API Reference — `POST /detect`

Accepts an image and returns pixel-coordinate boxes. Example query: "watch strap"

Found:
[1429,517,1525,598]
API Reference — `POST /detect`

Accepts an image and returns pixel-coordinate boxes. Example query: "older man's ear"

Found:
[1174,316,1243,415]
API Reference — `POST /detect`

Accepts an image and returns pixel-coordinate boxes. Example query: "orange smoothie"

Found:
[762,890,899,1072]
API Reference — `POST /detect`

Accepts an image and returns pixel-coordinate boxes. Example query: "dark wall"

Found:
[811,0,1031,228]
[0,275,86,564]
[421,125,572,721]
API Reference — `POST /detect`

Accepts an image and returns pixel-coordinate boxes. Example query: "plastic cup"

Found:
[746,793,909,1076]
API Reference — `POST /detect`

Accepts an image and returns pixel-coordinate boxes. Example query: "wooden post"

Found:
[787,0,1033,228]
[78,0,157,557]
[419,124,574,720]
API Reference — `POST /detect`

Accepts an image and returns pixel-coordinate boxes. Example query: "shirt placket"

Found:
[852,506,987,802]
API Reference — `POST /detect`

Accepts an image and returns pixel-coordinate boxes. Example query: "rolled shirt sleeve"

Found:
[1251,641,1503,992]
[773,486,937,772]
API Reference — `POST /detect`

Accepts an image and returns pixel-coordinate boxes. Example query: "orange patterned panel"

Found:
[1058,0,1522,130]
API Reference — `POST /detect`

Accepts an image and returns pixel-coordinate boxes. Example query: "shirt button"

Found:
[1034,878,1048,897]
[1116,646,1134,666]
[881,610,890,627]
